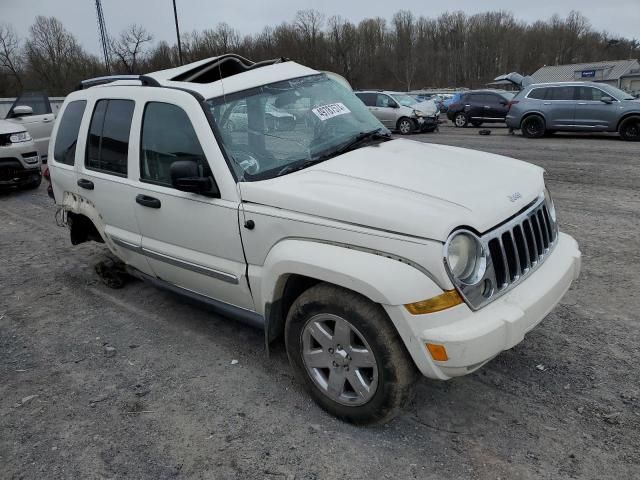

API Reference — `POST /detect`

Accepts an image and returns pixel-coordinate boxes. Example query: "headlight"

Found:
[413,109,425,117]
[445,231,487,285]
[544,187,556,222]
[10,131,31,143]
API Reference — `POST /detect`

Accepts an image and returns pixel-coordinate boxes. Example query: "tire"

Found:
[619,116,640,141]
[471,120,483,127]
[454,112,468,128]
[396,117,415,135]
[521,115,546,138]
[285,283,418,425]
[21,175,42,190]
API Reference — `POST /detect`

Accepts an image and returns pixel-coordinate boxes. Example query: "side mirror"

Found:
[387,101,398,109]
[600,96,614,104]
[13,105,33,116]
[170,160,219,197]
[499,100,508,106]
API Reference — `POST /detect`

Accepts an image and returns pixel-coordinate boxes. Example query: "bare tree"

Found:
[110,24,153,73]
[0,24,23,89]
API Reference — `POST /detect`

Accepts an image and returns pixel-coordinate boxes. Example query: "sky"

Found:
[2,0,639,56]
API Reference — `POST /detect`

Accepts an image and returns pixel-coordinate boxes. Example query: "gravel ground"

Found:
[1,123,639,479]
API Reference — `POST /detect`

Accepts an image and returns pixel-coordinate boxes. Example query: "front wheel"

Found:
[397,117,415,135]
[285,283,418,425]
[521,115,546,138]
[619,117,640,141]
[454,112,468,128]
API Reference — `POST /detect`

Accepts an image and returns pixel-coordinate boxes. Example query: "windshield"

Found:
[392,94,418,107]
[601,84,635,101]
[207,74,386,181]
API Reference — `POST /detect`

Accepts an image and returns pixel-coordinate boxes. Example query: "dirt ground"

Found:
[1,123,639,479]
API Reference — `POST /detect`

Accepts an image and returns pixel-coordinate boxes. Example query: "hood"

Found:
[240,139,544,241]
[412,99,438,115]
[0,119,26,135]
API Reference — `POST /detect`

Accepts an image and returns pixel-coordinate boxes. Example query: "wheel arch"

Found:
[519,111,547,129]
[260,239,443,345]
[616,113,640,131]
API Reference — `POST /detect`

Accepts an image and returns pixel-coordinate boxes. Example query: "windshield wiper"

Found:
[314,128,391,162]
[274,128,391,178]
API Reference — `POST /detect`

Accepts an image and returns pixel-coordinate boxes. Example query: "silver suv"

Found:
[506,82,640,141]
[355,90,438,134]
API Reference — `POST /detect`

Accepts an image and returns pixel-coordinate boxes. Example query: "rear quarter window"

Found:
[527,88,547,100]
[53,100,87,166]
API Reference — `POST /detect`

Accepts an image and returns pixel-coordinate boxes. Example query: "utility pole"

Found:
[94,0,111,72]
[172,0,183,65]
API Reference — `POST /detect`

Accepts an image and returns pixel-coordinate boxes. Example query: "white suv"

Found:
[49,55,581,424]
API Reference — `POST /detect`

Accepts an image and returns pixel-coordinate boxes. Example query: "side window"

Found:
[140,102,209,186]
[86,99,134,176]
[53,100,86,166]
[527,88,547,100]
[548,86,575,101]
[376,94,391,107]
[577,87,606,101]
[7,91,52,118]
[355,93,375,107]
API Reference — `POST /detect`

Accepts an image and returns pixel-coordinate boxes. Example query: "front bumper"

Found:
[385,232,581,380]
[0,140,41,187]
[416,115,439,131]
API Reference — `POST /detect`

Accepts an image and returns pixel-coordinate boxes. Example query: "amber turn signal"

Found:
[404,290,463,315]
[426,343,449,362]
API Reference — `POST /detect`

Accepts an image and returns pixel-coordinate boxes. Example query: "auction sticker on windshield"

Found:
[312,103,351,121]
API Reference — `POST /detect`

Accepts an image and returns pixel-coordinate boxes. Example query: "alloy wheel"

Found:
[301,313,378,406]
[455,114,467,127]
[399,120,412,134]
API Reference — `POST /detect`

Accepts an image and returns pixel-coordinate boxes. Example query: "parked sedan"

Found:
[447,90,515,127]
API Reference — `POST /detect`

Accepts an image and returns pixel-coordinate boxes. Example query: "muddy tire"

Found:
[285,283,418,425]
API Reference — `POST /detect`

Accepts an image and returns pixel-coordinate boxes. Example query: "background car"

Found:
[0,119,42,190]
[226,101,296,132]
[5,91,56,162]
[355,90,438,133]
[506,82,640,140]
[447,90,515,127]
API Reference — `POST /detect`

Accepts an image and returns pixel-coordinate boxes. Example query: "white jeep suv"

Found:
[49,55,581,424]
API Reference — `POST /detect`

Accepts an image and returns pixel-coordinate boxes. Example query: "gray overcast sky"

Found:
[2,0,639,55]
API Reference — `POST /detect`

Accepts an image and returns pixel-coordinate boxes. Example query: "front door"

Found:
[6,92,55,160]
[373,94,398,128]
[574,86,619,130]
[132,91,254,311]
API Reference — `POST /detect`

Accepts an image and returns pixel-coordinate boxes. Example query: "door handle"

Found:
[77,178,94,190]
[484,105,490,108]
[136,194,161,209]
[543,102,552,105]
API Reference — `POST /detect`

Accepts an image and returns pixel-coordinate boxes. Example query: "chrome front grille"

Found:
[453,196,558,310]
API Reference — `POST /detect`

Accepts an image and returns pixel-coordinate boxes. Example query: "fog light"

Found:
[426,343,448,362]
[404,290,463,315]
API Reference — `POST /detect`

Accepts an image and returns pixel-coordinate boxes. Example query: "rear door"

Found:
[6,92,55,161]
[542,86,577,128]
[76,94,154,276]
[574,86,618,130]
[132,89,254,311]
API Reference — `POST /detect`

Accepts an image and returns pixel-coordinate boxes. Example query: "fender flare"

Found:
[257,239,444,348]
[259,239,443,309]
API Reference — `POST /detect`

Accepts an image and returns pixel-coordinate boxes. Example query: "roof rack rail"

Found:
[76,74,161,90]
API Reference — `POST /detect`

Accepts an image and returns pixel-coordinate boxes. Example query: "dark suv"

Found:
[447,90,515,127]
